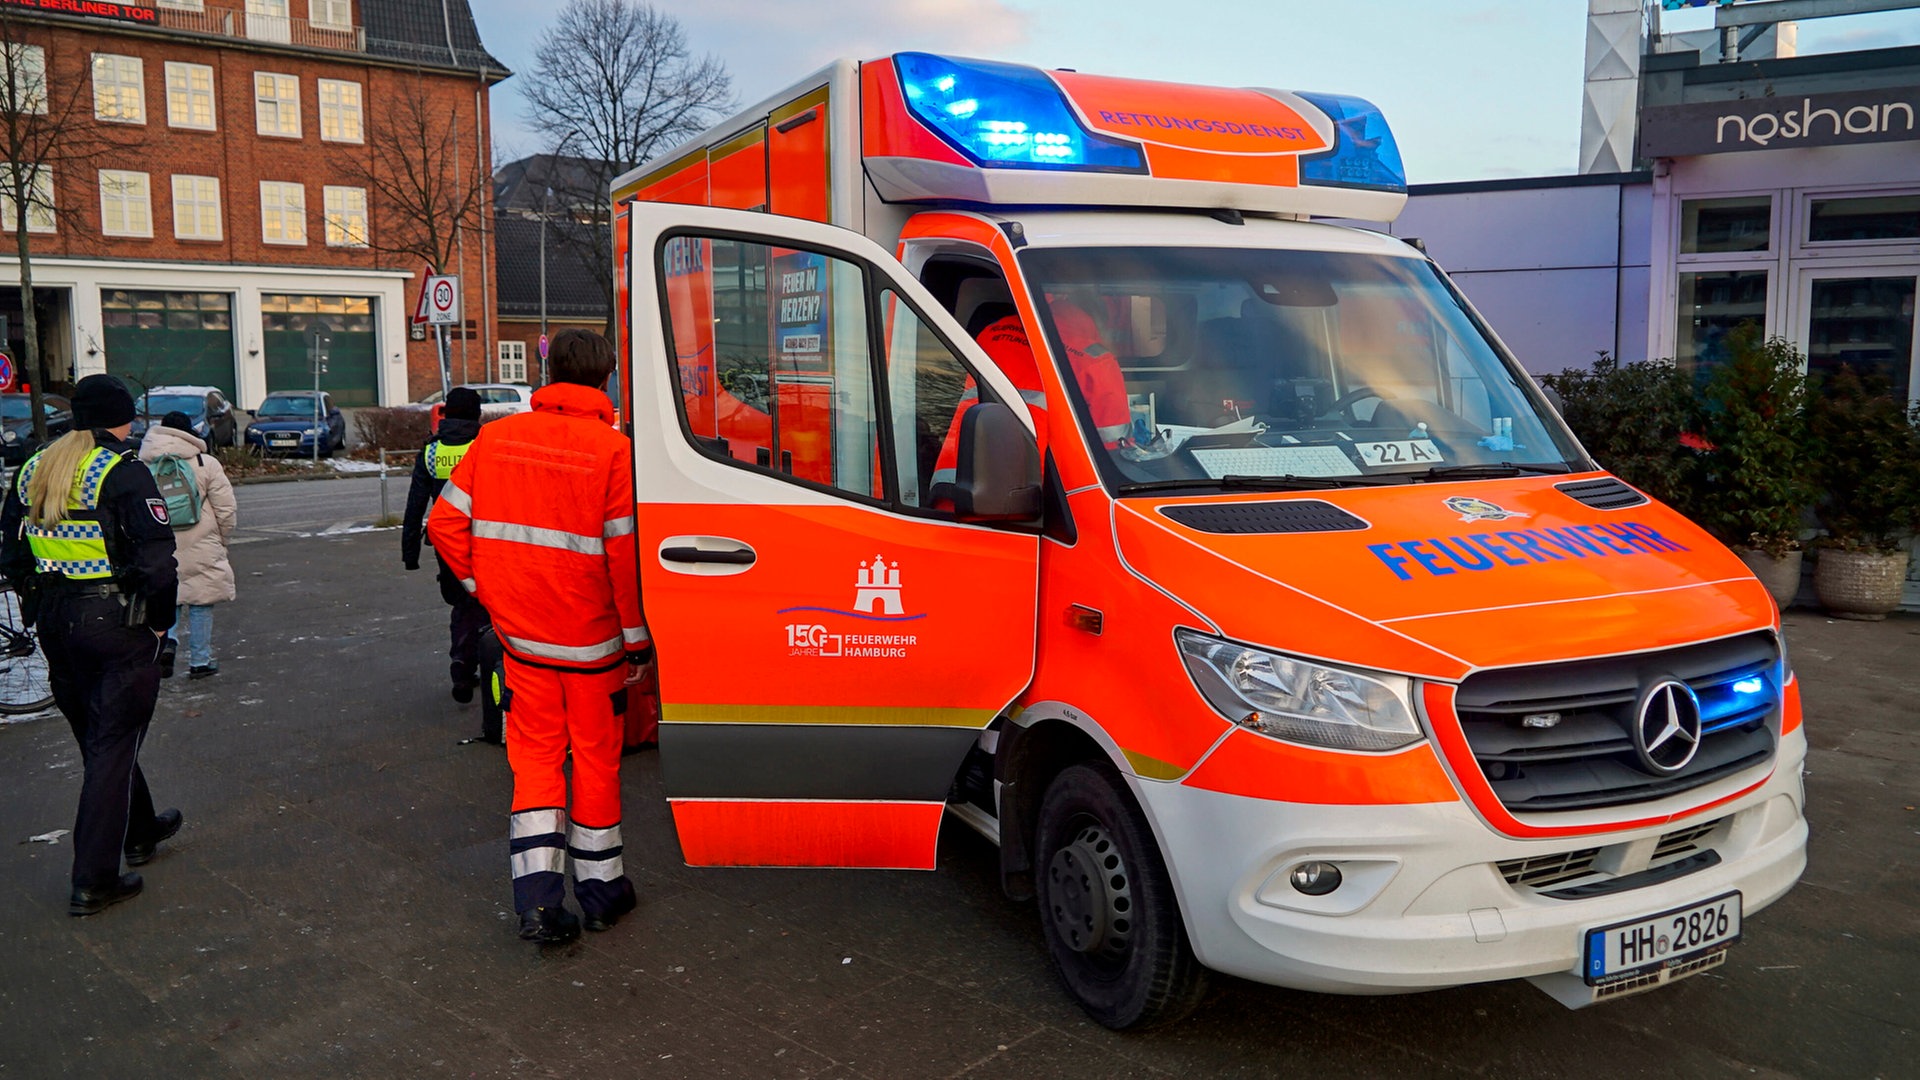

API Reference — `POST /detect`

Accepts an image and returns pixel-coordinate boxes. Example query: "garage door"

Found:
[262,294,378,406]
[102,290,236,396]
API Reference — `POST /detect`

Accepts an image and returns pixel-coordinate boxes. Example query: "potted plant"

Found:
[1689,328,1815,608]
[1543,352,1702,509]
[1807,366,1920,619]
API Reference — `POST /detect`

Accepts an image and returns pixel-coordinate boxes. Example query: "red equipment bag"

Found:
[624,662,660,753]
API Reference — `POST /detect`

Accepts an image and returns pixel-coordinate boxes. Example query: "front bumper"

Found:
[1133,727,1807,997]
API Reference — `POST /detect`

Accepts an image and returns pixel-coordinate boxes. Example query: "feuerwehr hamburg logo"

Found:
[1445,495,1528,523]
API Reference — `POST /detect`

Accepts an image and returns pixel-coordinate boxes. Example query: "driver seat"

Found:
[1181,300,1299,427]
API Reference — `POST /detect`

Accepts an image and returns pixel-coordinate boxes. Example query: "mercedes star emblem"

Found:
[1634,679,1703,774]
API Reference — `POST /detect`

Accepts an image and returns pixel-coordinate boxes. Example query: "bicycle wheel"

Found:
[0,584,54,715]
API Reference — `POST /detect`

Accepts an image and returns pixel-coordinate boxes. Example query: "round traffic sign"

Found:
[432,280,455,313]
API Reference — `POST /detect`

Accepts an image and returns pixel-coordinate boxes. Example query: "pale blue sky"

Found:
[469,0,1920,184]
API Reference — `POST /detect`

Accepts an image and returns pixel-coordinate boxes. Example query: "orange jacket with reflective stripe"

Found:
[427,383,648,671]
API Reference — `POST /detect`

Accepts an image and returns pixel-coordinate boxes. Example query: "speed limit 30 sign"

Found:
[423,275,461,326]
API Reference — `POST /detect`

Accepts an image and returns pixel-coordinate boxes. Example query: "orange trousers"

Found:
[503,655,629,828]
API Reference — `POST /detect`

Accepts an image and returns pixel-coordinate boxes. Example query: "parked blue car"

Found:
[245,391,346,457]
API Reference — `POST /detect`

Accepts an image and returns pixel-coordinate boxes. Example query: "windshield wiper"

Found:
[1413,461,1574,481]
[1116,474,1387,495]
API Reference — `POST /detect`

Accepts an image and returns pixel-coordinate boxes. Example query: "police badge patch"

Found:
[147,499,170,525]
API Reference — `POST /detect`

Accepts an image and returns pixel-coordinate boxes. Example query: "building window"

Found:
[260,180,306,245]
[91,54,145,124]
[246,0,291,44]
[317,79,362,143]
[254,72,301,138]
[1680,196,1772,255]
[322,185,367,247]
[157,1,205,10]
[99,170,153,238]
[165,62,215,130]
[3,44,46,115]
[498,341,527,382]
[0,165,54,233]
[1676,269,1769,373]
[311,0,352,30]
[172,174,222,241]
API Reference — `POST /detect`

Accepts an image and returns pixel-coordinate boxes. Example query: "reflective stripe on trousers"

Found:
[510,806,568,911]
[568,821,624,882]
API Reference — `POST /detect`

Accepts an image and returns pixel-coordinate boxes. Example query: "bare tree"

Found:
[350,71,491,275]
[523,0,732,335]
[0,13,139,440]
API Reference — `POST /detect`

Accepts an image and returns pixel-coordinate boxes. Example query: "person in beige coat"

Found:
[140,413,237,679]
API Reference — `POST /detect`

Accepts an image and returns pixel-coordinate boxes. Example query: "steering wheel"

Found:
[1323,384,1399,422]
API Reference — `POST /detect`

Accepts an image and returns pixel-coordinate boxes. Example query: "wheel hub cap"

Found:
[1046,824,1134,959]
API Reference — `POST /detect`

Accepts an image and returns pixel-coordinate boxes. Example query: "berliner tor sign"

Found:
[1641,86,1920,157]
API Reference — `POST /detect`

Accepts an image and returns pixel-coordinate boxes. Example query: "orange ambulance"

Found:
[612,53,1807,1028]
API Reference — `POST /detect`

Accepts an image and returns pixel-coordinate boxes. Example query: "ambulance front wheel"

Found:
[1033,761,1206,1029]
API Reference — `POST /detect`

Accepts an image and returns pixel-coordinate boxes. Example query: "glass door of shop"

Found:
[1791,265,1920,401]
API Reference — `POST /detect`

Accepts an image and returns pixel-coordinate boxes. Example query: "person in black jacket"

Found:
[401,387,489,702]
[1,374,181,916]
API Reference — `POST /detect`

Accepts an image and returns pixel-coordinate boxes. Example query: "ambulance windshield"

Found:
[1016,246,1585,492]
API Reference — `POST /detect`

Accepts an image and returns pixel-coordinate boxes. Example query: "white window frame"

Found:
[317,79,362,144]
[322,184,367,247]
[172,174,222,241]
[4,44,47,116]
[498,340,528,382]
[0,164,55,234]
[157,1,205,10]
[254,72,301,138]
[310,0,353,30]
[91,54,145,124]
[246,0,292,45]
[260,180,306,245]
[99,170,154,239]
[165,62,216,131]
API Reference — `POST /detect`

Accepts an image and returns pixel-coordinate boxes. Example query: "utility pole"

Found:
[540,184,551,386]
[307,324,330,464]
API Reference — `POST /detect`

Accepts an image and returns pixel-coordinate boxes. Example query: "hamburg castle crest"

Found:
[854,555,904,615]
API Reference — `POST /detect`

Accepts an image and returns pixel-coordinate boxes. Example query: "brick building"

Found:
[491,153,608,385]
[0,0,508,410]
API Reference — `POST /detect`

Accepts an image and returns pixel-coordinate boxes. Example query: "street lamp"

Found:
[539,183,551,386]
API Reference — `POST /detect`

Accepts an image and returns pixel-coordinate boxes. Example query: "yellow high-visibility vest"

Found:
[18,446,124,580]
[425,438,472,480]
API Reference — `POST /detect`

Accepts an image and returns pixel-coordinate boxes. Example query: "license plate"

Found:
[1583,891,1741,986]
[269,435,296,444]
[1355,439,1442,467]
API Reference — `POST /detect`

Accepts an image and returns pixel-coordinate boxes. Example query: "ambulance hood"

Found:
[1113,474,1777,680]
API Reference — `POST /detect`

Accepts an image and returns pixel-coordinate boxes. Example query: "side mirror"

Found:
[950,402,1041,523]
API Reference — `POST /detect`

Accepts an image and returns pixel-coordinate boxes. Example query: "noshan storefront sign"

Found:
[1641,85,1920,157]
[0,0,158,24]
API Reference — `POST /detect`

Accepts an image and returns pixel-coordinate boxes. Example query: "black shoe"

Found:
[125,808,183,867]
[188,663,219,680]
[518,906,580,945]
[69,873,143,917]
[583,890,637,933]
[451,680,476,704]
[159,640,176,680]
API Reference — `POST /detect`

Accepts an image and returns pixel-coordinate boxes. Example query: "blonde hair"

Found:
[26,431,100,530]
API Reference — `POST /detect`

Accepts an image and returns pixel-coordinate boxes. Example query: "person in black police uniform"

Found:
[401,386,489,702]
[1,374,181,916]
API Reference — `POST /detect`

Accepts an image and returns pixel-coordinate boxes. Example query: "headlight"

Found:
[1,430,15,443]
[306,427,322,436]
[1175,629,1423,751]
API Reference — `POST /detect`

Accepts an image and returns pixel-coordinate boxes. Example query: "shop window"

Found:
[0,164,54,233]
[91,54,144,124]
[1680,196,1771,254]
[1807,195,1920,243]
[1806,277,1916,395]
[254,72,300,138]
[165,63,215,130]
[658,234,883,500]
[99,170,153,238]
[1676,269,1768,372]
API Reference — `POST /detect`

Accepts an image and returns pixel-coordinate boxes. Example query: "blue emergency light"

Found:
[895,53,1147,173]
[1297,92,1406,194]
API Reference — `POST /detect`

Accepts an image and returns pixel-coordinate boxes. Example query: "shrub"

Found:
[1542,353,1701,508]
[1807,366,1920,554]
[353,407,434,451]
[1688,327,1815,557]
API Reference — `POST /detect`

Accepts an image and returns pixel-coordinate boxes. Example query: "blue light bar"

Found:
[1296,92,1406,194]
[894,53,1146,173]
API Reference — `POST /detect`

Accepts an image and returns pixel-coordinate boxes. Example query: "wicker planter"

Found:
[1735,548,1803,610]
[1813,549,1909,620]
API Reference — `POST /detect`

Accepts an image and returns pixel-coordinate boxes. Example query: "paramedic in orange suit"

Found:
[1045,294,1133,448]
[428,329,652,946]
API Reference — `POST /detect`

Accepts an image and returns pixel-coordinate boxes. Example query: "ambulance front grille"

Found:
[1451,634,1781,814]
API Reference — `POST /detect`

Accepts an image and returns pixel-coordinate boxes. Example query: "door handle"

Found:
[658,536,757,575]
[661,546,754,565]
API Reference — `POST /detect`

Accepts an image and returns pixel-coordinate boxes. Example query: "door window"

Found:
[659,234,882,500]
[881,289,993,508]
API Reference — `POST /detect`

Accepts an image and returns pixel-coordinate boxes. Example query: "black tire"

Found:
[1033,760,1206,1030]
